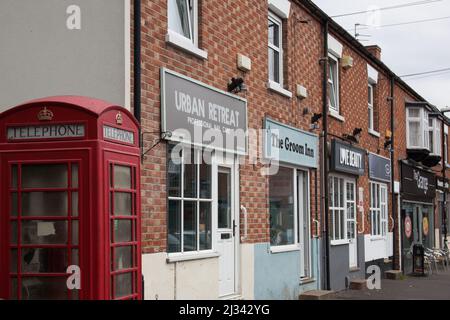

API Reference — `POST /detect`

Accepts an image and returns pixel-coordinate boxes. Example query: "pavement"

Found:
[333,270,450,300]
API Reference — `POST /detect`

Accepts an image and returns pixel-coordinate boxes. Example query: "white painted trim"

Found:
[329,110,345,122]
[124,0,131,110]
[267,80,293,98]
[165,30,208,59]
[331,239,350,246]
[268,0,291,19]
[270,244,301,253]
[268,12,284,88]
[368,129,380,137]
[328,34,343,58]
[166,251,220,263]
[367,64,379,84]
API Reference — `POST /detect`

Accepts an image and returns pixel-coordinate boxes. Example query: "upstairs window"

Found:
[328,55,339,113]
[407,107,430,150]
[168,0,197,45]
[368,84,374,131]
[428,117,441,156]
[268,12,283,85]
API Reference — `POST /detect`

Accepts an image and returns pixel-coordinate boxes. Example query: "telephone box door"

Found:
[2,150,89,300]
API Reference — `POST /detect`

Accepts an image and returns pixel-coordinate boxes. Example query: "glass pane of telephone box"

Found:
[11,165,18,189]
[22,192,68,216]
[21,277,67,300]
[71,164,79,188]
[114,165,131,189]
[21,248,68,273]
[114,273,133,298]
[21,220,68,245]
[10,192,18,216]
[114,192,132,216]
[112,220,132,243]
[10,277,18,299]
[22,164,68,189]
[113,246,133,271]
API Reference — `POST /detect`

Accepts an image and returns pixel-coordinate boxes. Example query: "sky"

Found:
[312,0,450,109]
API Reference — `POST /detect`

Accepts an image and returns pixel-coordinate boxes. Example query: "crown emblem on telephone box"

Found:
[116,112,123,125]
[37,107,54,121]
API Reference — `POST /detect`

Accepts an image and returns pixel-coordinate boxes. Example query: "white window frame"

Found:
[166,0,207,59]
[428,117,442,156]
[269,166,300,252]
[268,12,284,86]
[370,182,388,238]
[444,132,449,164]
[329,175,354,245]
[406,107,430,150]
[328,54,340,115]
[167,145,215,259]
[368,83,374,131]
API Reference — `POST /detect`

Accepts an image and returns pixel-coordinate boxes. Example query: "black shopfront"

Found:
[400,161,436,274]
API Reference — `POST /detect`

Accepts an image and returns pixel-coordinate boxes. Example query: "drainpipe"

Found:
[134,0,142,126]
[321,20,330,291]
[441,120,447,249]
[390,76,396,269]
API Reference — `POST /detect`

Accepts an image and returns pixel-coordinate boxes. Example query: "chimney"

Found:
[365,45,382,60]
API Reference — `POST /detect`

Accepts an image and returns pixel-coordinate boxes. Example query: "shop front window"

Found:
[167,144,212,254]
[269,167,295,246]
[370,182,388,237]
[329,176,355,243]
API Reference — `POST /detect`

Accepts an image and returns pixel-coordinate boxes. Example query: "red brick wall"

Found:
[135,1,325,253]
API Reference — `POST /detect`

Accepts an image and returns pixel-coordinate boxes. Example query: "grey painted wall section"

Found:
[253,239,321,300]
[0,0,129,111]
[329,235,365,291]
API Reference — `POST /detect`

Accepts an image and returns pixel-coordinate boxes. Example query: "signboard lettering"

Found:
[103,125,134,144]
[161,68,248,154]
[330,140,365,175]
[264,118,318,168]
[400,162,436,201]
[7,124,85,140]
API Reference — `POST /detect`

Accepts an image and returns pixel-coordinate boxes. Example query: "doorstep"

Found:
[299,290,335,300]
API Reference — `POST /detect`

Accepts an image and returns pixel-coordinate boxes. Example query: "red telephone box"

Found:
[0,96,141,300]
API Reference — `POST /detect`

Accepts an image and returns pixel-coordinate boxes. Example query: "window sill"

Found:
[331,240,349,246]
[329,110,345,122]
[270,244,300,254]
[267,81,293,98]
[300,277,316,285]
[165,30,208,60]
[166,251,220,263]
[370,236,386,241]
[368,129,380,138]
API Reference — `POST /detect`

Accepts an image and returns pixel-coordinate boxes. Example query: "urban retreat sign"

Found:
[161,68,248,154]
[7,124,85,140]
[264,118,318,168]
[330,140,365,175]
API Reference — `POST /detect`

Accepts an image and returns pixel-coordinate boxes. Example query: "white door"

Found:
[216,166,236,297]
[298,171,311,278]
[346,181,358,268]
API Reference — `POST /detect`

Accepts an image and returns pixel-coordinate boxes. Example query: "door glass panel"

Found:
[11,165,18,189]
[199,161,211,199]
[10,277,18,299]
[71,164,79,188]
[199,202,212,250]
[72,192,79,217]
[72,220,79,245]
[10,221,17,244]
[168,145,182,197]
[71,249,79,267]
[21,277,67,300]
[114,192,132,216]
[184,150,197,198]
[10,249,18,273]
[114,246,133,271]
[114,165,131,189]
[22,164,68,189]
[10,192,18,216]
[218,169,231,229]
[114,273,132,298]
[22,192,68,216]
[21,220,68,245]
[168,200,181,253]
[21,248,68,273]
[113,220,132,243]
[183,201,197,252]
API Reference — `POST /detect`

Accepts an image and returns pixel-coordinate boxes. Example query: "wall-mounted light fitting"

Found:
[228,77,246,94]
